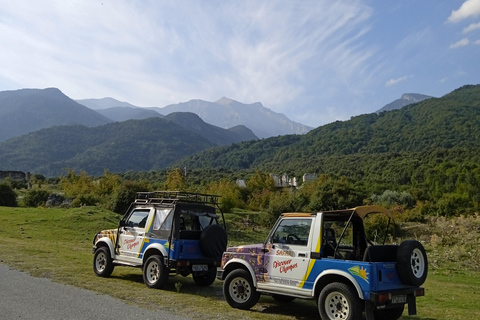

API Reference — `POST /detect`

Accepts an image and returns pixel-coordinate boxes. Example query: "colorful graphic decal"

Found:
[349,265,369,283]
[273,259,298,274]
[95,229,117,244]
[222,244,267,283]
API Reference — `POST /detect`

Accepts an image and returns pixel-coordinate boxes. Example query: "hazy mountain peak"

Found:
[215,97,235,106]
[160,98,312,138]
[77,97,139,110]
[376,93,433,113]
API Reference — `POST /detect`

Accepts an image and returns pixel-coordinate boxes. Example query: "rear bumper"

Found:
[366,287,424,319]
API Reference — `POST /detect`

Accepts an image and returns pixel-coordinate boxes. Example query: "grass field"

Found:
[0,206,479,320]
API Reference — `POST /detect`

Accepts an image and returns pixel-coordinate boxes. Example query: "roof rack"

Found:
[134,191,221,206]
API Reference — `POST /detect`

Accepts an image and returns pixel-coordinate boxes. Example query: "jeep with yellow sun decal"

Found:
[92,191,227,289]
[217,205,427,320]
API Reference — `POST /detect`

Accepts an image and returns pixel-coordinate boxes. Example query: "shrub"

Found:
[0,182,17,207]
[24,189,50,207]
[112,181,151,214]
[71,194,100,207]
[371,190,415,208]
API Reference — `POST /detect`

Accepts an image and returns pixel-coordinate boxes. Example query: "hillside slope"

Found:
[164,112,258,145]
[0,88,111,142]
[177,85,480,171]
[0,118,214,176]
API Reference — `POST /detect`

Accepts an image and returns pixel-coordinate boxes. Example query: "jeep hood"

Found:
[225,244,264,254]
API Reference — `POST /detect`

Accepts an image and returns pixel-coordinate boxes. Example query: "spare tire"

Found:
[396,240,428,286]
[199,224,228,258]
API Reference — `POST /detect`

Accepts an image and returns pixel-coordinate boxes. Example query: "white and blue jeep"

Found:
[92,191,227,288]
[217,205,427,320]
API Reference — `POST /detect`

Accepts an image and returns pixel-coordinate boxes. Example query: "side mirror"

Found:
[119,220,126,227]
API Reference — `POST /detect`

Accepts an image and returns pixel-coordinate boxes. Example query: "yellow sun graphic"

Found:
[348,266,369,283]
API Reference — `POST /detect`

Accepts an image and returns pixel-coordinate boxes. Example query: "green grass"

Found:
[0,206,479,320]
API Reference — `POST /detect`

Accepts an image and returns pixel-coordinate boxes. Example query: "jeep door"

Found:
[118,208,153,264]
[261,217,313,293]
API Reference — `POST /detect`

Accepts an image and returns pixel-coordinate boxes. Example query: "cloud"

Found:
[447,0,480,23]
[475,39,480,44]
[463,21,480,33]
[385,76,407,87]
[450,38,470,48]
[0,0,379,117]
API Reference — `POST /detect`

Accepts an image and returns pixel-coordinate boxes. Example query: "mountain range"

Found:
[156,97,312,139]
[1,84,468,177]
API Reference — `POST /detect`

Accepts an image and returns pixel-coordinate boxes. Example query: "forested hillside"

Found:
[178,85,480,173]
[0,118,214,176]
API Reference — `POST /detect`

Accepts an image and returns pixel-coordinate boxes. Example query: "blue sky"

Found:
[1,0,479,127]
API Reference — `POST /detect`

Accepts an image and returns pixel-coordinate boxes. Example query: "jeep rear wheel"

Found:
[193,266,217,286]
[143,255,168,289]
[318,282,362,320]
[374,305,404,320]
[397,240,428,286]
[224,269,260,310]
[93,247,114,277]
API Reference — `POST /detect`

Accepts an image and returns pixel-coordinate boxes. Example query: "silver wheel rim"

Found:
[229,277,252,304]
[146,260,159,283]
[95,251,106,272]
[411,248,425,278]
[324,291,350,320]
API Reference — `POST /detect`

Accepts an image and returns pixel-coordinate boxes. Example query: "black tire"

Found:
[223,269,260,310]
[193,266,217,286]
[397,240,428,286]
[199,224,228,258]
[93,247,114,277]
[272,294,296,303]
[374,305,404,320]
[143,255,168,289]
[318,282,362,320]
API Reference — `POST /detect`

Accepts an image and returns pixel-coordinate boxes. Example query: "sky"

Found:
[1,0,479,128]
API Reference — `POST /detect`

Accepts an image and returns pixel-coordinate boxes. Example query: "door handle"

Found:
[298,253,307,257]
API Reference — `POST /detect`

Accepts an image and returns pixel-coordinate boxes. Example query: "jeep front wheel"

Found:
[143,255,168,289]
[93,247,114,277]
[224,269,260,310]
[318,282,362,320]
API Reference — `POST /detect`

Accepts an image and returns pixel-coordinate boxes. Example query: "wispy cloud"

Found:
[463,21,480,33]
[447,0,480,23]
[385,76,407,87]
[0,0,377,114]
[450,38,470,48]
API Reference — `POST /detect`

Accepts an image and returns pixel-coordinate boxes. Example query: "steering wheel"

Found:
[286,234,301,244]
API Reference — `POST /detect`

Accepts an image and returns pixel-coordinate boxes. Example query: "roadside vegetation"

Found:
[0,164,479,319]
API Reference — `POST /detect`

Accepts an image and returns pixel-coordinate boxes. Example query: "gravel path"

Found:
[0,264,191,320]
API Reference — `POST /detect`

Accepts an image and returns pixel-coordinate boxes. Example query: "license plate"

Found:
[192,264,208,272]
[392,295,407,304]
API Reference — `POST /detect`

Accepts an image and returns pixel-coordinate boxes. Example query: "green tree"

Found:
[164,168,188,191]
[206,179,244,213]
[246,171,276,210]
[0,182,17,207]
[23,189,50,207]
[112,180,152,214]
